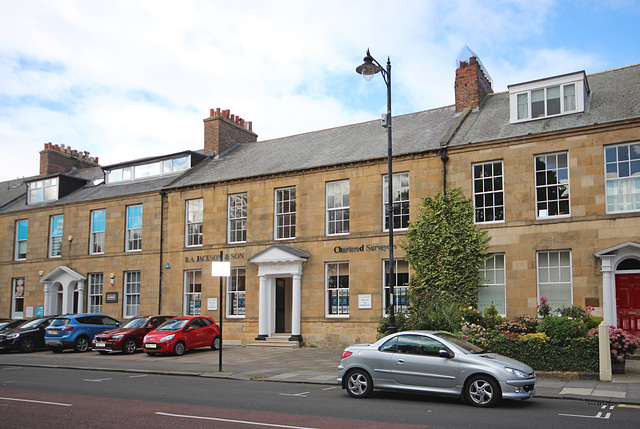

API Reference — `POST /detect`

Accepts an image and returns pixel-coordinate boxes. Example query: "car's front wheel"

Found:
[123,338,137,354]
[73,336,90,353]
[211,336,221,351]
[173,341,186,356]
[465,375,501,407]
[345,369,373,398]
[19,337,35,353]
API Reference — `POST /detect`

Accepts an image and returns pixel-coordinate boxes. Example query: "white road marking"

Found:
[156,411,319,428]
[279,391,309,397]
[0,396,72,407]
[83,378,112,382]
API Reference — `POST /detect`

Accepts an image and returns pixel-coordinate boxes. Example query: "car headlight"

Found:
[504,367,528,378]
[112,335,124,340]
[7,333,20,340]
[160,334,175,342]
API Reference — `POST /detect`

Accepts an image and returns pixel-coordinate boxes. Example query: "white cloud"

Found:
[0,0,637,181]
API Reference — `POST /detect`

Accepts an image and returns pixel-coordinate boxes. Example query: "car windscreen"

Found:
[434,332,485,353]
[50,319,70,327]
[156,319,188,331]
[16,318,44,329]
[121,318,147,329]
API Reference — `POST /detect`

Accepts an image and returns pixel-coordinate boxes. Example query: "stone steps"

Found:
[248,334,299,348]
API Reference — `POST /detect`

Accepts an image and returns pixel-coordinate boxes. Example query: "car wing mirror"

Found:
[439,349,453,358]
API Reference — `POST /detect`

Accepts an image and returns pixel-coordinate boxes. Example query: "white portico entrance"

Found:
[40,266,86,316]
[249,245,309,343]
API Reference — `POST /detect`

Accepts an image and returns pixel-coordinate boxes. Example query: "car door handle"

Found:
[396,359,405,364]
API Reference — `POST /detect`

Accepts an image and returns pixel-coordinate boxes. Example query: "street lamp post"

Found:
[356,49,397,333]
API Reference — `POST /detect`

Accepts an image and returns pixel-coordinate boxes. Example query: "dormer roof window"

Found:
[508,71,589,123]
[105,152,205,184]
[28,177,58,203]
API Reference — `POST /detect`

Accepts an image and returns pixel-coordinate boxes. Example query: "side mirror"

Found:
[439,349,453,358]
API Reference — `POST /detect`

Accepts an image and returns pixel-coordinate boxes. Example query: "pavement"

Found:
[1,346,640,405]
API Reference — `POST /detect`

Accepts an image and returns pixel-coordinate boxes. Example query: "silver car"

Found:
[338,330,536,407]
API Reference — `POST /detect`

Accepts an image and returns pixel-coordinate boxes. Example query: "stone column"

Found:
[289,273,302,343]
[256,275,269,340]
[599,255,616,326]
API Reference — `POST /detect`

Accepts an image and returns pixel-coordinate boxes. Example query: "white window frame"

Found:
[537,250,573,313]
[123,271,141,318]
[605,142,640,213]
[325,262,349,318]
[49,215,64,258]
[275,186,296,240]
[184,270,202,316]
[90,209,106,255]
[27,177,58,203]
[509,71,587,123]
[478,253,506,316]
[383,259,410,316]
[326,180,350,236]
[14,219,28,261]
[228,193,247,244]
[535,152,570,219]
[87,273,103,313]
[473,161,505,224]
[227,267,246,318]
[185,199,203,247]
[12,278,25,319]
[126,205,143,252]
[382,172,410,232]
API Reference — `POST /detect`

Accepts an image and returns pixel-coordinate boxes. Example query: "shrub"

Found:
[537,316,588,344]
[496,316,538,336]
[587,326,640,362]
[481,304,504,330]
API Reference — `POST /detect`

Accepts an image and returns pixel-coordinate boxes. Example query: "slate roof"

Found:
[448,63,640,147]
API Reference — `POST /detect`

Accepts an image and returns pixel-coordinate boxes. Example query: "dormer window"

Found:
[28,177,58,203]
[106,155,192,183]
[509,71,588,123]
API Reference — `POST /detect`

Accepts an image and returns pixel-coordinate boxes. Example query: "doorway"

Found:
[616,273,640,336]
[275,278,291,333]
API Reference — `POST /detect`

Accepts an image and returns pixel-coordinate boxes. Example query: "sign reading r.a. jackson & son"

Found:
[185,252,245,263]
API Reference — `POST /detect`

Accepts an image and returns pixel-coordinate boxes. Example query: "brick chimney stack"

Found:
[455,50,493,113]
[204,108,257,155]
[39,143,100,176]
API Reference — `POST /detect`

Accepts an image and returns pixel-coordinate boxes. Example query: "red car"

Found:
[143,316,221,356]
[92,315,174,354]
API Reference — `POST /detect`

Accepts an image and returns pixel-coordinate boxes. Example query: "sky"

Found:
[1,0,639,182]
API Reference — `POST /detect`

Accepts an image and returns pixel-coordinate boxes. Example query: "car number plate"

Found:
[95,342,105,348]
[49,330,58,334]
[146,343,157,349]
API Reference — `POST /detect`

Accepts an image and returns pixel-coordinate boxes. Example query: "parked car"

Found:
[0,319,26,333]
[0,316,59,353]
[143,316,220,356]
[45,314,121,353]
[338,330,537,407]
[92,315,174,354]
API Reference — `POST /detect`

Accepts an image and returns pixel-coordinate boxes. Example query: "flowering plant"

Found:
[537,297,551,318]
[587,326,640,362]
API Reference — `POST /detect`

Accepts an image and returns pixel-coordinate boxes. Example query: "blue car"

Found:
[45,314,121,353]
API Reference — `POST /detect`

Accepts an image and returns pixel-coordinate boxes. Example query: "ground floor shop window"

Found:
[478,254,506,315]
[124,271,141,317]
[12,277,25,319]
[227,267,245,317]
[326,262,349,316]
[383,259,409,315]
[87,273,103,313]
[184,270,202,315]
[537,250,572,312]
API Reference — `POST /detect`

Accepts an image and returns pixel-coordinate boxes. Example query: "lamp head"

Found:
[356,49,381,81]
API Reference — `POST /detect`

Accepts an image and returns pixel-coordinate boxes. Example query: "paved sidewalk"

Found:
[1,346,639,404]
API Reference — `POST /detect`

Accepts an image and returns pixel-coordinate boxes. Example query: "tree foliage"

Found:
[401,188,490,308]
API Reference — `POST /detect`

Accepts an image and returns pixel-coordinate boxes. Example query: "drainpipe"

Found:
[158,190,166,314]
[440,149,449,195]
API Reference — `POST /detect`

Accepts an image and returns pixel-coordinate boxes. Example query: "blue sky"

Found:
[1,0,639,182]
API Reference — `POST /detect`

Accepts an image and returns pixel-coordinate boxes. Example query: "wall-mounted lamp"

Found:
[165,263,170,269]
[39,270,44,276]
[67,235,73,242]
[109,272,115,285]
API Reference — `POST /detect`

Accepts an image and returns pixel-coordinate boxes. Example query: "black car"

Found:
[0,316,58,353]
[0,319,26,333]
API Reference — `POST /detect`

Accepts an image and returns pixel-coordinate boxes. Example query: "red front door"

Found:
[616,273,640,336]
